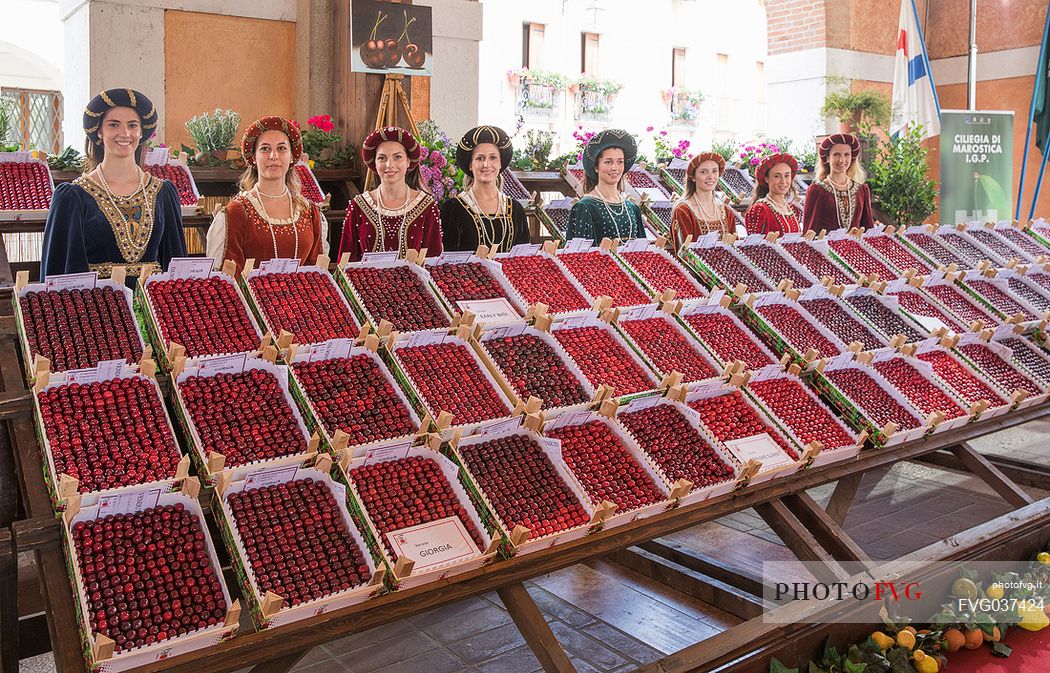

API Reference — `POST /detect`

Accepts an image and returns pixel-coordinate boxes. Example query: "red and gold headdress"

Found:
[241,116,303,165]
[361,126,422,173]
[755,152,799,186]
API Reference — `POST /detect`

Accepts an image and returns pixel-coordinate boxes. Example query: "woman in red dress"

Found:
[744,153,802,235]
[207,116,328,271]
[802,133,874,232]
[670,152,737,252]
[337,126,442,262]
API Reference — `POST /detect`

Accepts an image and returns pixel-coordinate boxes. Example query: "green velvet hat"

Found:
[581,129,638,181]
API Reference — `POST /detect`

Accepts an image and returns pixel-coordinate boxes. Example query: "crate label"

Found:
[457,298,520,327]
[619,304,658,322]
[361,252,399,264]
[197,353,249,377]
[97,488,163,517]
[622,395,663,414]
[562,238,593,253]
[45,272,98,291]
[386,516,480,573]
[433,252,473,265]
[482,323,528,342]
[724,434,793,470]
[554,315,592,331]
[507,243,540,257]
[618,238,649,254]
[539,437,562,459]
[544,410,593,431]
[64,367,100,385]
[911,314,951,334]
[167,257,215,280]
[363,440,413,465]
[477,416,522,436]
[258,258,301,275]
[403,331,448,349]
[308,338,354,362]
[706,289,727,306]
[684,381,726,403]
[243,465,300,489]
[96,359,126,382]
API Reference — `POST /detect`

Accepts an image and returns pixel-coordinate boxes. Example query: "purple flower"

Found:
[660,130,668,136]
[750,157,760,165]
[646,126,654,132]
[432,152,447,168]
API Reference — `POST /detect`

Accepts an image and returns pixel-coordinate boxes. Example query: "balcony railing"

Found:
[575,90,616,122]
[519,83,561,119]
[669,91,703,125]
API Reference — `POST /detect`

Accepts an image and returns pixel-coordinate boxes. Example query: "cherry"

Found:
[294,165,325,204]
[1006,278,1050,313]
[781,241,854,284]
[293,354,417,445]
[619,403,736,487]
[482,333,589,410]
[620,317,717,382]
[965,280,1037,320]
[690,246,772,292]
[553,325,656,396]
[558,251,650,307]
[619,251,706,299]
[828,239,898,279]
[800,298,885,350]
[843,294,926,342]
[925,284,998,326]
[686,390,799,460]
[347,455,485,558]
[248,271,359,344]
[226,478,371,607]
[428,261,519,308]
[756,303,842,356]
[545,420,664,510]
[0,161,52,210]
[998,337,1050,386]
[458,434,590,537]
[748,378,858,447]
[71,503,227,652]
[889,289,965,332]
[21,286,143,372]
[871,358,966,419]
[915,349,1007,406]
[38,377,182,493]
[396,342,510,424]
[737,244,815,288]
[497,254,591,313]
[968,230,1025,264]
[937,231,998,266]
[343,265,449,332]
[680,311,775,369]
[996,228,1047,259]
[957,343,1042,395]
[823,368,922,430]
[143,164,198,206]
[902,232,971,269]
[146,276,261,358]
[864,234,932,274]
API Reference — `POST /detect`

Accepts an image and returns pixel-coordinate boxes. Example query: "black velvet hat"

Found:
[456,125,513,176]
[82,88,158,146]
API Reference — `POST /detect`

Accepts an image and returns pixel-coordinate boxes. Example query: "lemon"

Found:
[1019,604,1050,631]
[871,631,894,651]
[986,584,1004,599]
[913,652,939,673]
[952,578,980,600]
[1037,551,1050,565]
[897,629,917,650]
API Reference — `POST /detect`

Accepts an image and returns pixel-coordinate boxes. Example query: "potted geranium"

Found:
[300,114,355,168]
[647,126,690,166]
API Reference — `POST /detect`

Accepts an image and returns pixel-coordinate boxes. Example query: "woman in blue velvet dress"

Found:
[40,88,186,280]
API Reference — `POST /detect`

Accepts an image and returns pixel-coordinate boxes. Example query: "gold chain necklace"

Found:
[95,166,151,231]
[253,186,299,261]
[373,187,410,254]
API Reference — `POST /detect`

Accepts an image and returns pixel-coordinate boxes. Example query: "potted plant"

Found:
[300,114,355,168]
[821,90,890,133]
[184,108,240,165]
[575,75,623,119]
[0,98,20,151]
[864,125,937,226]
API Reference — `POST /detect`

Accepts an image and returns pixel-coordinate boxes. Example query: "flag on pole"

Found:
[1034,22,1050,153]
[891,0,941,139]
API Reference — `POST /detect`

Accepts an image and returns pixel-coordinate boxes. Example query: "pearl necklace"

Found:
[761,196,799,232]
[590,188,631,239]
[464,187,512,250]
[95,166,151,232]
[828,175,852,191]
[253,185,299,261]
[692,194,725,229]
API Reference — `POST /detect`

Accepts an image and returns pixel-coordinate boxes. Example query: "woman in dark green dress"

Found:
[566,129,645,246]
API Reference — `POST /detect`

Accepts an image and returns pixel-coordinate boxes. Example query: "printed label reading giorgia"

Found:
[385,516,480,572]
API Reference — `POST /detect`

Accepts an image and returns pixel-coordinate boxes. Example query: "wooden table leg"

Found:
[951,442,1034,509]
[781,492,873,568]
[824,474,861,526]
[754,501,846,584]
[497,583,577,673]
[0,529,16,673]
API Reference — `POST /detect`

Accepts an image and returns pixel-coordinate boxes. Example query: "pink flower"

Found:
[419,148,430,160]
[660,130,668,136]
[646,126,654,132]
[432,152,447,168]
[750,157,760,165]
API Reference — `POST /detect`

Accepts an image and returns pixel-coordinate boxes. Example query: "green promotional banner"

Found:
[939,110,1014,224]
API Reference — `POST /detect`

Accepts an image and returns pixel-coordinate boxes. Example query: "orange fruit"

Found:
[964,628,984,649]
[942,628,965,652]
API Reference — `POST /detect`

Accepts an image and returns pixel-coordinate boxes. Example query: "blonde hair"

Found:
[238,164,311,212]
[816,150,866,183]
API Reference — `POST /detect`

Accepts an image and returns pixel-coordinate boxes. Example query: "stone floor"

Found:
[18,419,1050,673]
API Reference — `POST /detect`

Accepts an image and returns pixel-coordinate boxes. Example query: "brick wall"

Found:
[767,0,827,55]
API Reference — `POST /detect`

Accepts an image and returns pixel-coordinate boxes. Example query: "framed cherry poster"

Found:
[351,0,433,76]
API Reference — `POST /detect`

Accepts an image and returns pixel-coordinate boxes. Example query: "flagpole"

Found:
[1016,7,1050,220]
[1028,149,1050,220]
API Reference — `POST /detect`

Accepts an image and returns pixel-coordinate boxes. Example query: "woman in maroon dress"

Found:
[802,133,874,232]
[744,153,802,235]
[670,152,737,251]
[337,126,442,262]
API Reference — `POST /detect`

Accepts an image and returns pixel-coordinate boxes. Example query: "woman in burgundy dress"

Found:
[744,153,803,235]
[802,133,874,232]
[338,126,442,262]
